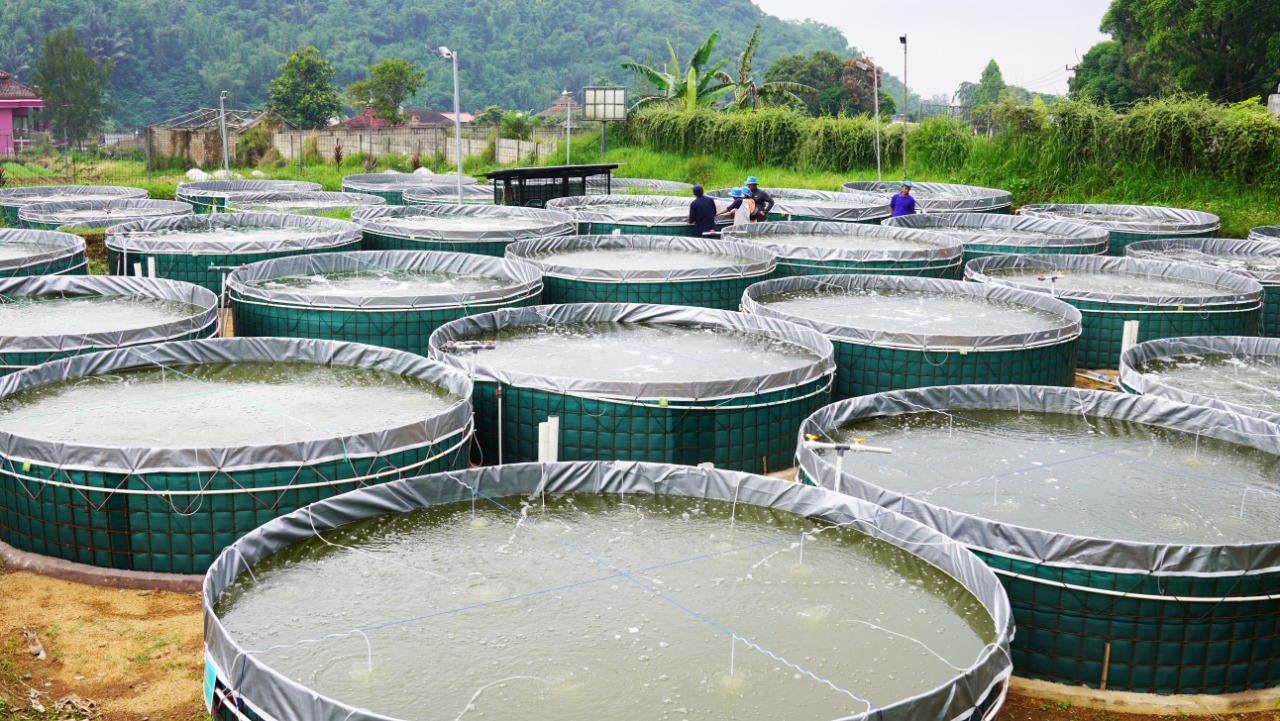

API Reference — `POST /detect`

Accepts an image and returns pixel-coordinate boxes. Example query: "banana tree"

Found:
[730,24,815,110]
[621,30,736,111]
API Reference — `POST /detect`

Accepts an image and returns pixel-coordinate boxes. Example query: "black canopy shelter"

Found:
[486,163,620,207]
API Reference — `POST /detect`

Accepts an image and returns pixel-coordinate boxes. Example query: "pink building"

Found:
[0,70,44,156]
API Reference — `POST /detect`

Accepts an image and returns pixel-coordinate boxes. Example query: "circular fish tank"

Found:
[342,173,477,204]
[883,212,1110,262]
[0,275,218,376]
[799,385,1280,694]
[176,180,323,214]
[0,185,148,226]
[840,181,1012,214]
[1120,335,1280,425]
[0,337,473,574]
[224,190,386,217]
[965,254,1262,370]
[105,213,362,296]
[721,221,963,279]
[1249,226,1280,243]
[742,275,1081,399]
[1125,237,1280,338]
[19,198,193,230]
[588,177,693,195]
[228,250,543,355]
[504,235,775,310]
[0,228,88,277]
[1018,204,1220,257]
[354,204,576,257]
[711,188,891,224]
[546,194,731,236]
[203,460,1014,721]
[403,184,497,206]
[428,303,835,473]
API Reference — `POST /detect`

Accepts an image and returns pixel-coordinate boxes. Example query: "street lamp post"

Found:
[218,91,230,181]
[854,60,881,182]
[562,89,572,164]
[899,34,908,180]
[438,46,464,204]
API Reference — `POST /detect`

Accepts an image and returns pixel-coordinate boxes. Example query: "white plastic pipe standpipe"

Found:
[801,439,893,491]
[147,257,156,278]
[133,262,143,277]
[1120,320,1141,362]
[538,415,560,463]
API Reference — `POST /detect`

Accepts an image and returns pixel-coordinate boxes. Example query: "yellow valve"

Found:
[659,398,668,407]
[853,438,865,444]
[805,434,818,441]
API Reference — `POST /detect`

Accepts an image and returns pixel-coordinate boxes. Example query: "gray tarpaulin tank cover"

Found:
[797,383,1280,575]
[0,184,148,209]
[18,199,194,229]
[224,191,387,213]
[0,336,473,473]
[709,187,892,222]
[1250,226,1280,242]
[1119,335,1280,425]
[341,172,478,191]
[0,229,87,274]
[227,250,543,310]
[1018,204,1220,235]
[883,212,1110,251]
[353,204,577,241]
[741,274,1081,351]
[0,274,219,355]
[1125,238,1280,284]
[504,234,776,283]
[545,194,732,225]
[839,181,1012,212]
[176,179,322,201]
[427,302,835,400]
[104,212,361,254]
[964,252,1263,306]
[402,184,497,204]
[202,460,1014,721]
[721,221,962,264]
[587,177,693,194]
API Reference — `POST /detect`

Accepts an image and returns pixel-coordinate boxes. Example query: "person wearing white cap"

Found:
[745,176,774,222]
[889,180,917,217]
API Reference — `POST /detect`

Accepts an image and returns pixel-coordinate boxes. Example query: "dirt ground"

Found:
[3,565,1280,721]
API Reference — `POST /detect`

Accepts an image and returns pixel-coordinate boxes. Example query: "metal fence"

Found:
[0,131,155,189]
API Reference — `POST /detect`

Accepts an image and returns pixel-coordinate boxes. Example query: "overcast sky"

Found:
[753,0,1113,100]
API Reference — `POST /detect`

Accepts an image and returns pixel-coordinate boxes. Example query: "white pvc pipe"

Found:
[547,415,559,463]
[1120,319,1141,360]
[147,257,156,278]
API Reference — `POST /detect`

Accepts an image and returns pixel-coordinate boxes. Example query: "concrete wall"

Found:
[149,126,240,166]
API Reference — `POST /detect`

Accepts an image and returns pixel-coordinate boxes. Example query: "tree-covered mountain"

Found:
[0,0,860,127]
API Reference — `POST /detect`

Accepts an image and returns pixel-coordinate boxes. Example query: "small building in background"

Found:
[146,108,294,168]
[535,93,578,119]
[0,70,44,156]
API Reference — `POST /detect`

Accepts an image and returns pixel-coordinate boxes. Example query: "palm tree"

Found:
[621,30,735,112]
[729,25,814,111]
[81,7,133,66]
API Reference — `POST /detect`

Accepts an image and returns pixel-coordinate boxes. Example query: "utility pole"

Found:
[899,34,908,180]
[218,91,230,180]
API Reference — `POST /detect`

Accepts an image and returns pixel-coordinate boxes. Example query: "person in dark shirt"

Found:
[688,184,719,236]
[745,176,774,221]
[889,181,917,217]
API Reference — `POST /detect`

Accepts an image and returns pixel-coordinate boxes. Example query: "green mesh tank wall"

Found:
[0,252,88,278]
[828,338,1079,400]
[0,325,217,377]
[1262,286,1280,338]
[342,187,403,204]
[1107,229,1217,257]
[962,243,1108,264]
[176,195,227,214]
[539,275,765,311]
[772,258,963,280]
[230,294,542,356]
[0,445,466,575]
[1063,298,1259,369]
[107,241,361,295]
[360,232,516,257]
[577,222,697,237]
[20,220,71,231]
[470,380,830,474]
[1,206,21,225]
[975,550,1280,694]
[765,213,883,224]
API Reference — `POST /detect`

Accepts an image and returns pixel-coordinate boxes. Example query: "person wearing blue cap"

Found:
[889,180,917,217]
[687,184,718,237]
[745,176,774,222]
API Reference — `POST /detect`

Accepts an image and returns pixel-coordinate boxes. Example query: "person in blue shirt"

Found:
[687,184,719,236]
[889,180,917,217]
